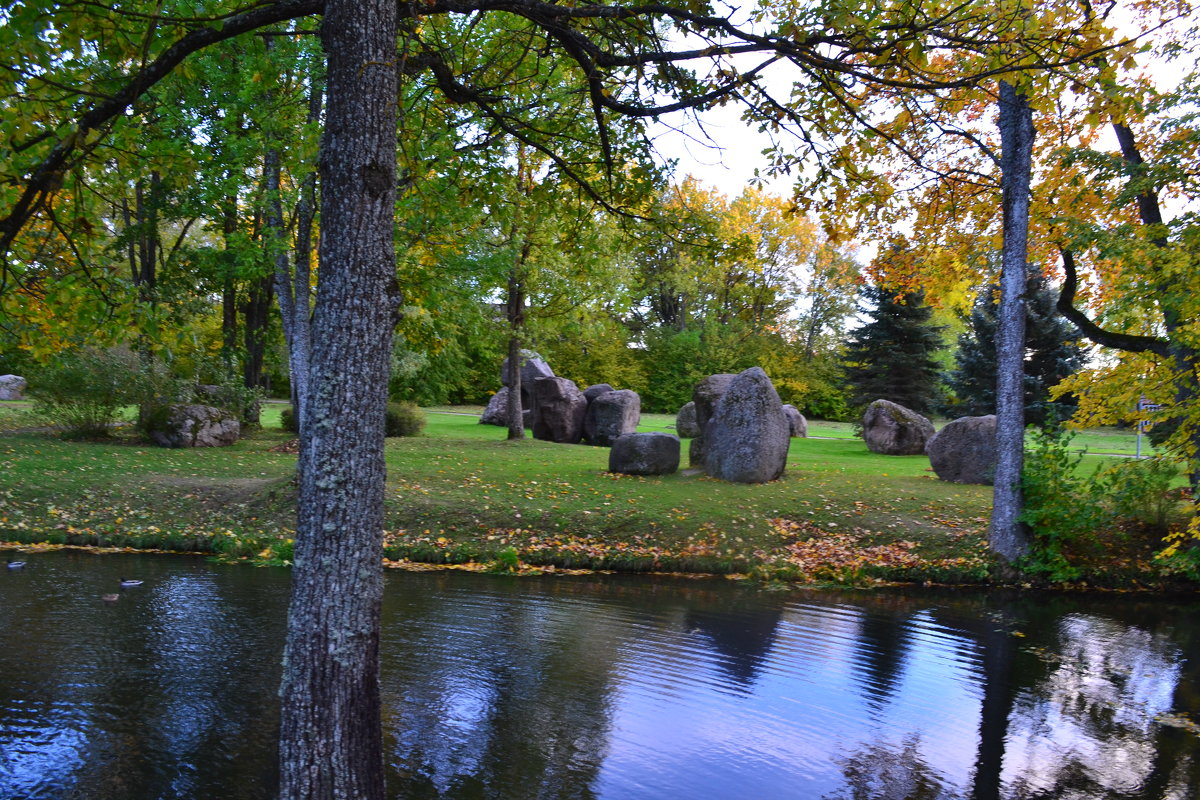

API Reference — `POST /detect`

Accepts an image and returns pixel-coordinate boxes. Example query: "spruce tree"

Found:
[844,284,946,416]
[947,273,1087,426]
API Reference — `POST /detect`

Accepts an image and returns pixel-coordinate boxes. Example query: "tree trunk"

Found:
[505,269,526,441]
[221,196,240,372]
[241,273,273,422]
[278,0,397,797]
[990,80,1034,568]
[280,81,322,428]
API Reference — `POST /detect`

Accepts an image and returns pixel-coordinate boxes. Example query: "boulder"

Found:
[675,401,700,438]
[583,383,615,403]
[480,388,512,426]
[583,389,641,447]
[500,350,554,428]
[782,404,808,438]
[688,373,736,467]
[0,375,26,401]
[609,432,680,475]
[531,377,587,444]
[862,399,935,455]
[500,349,554,389]
[926,414,997,484]
[148,404,240,448]
[703,367,791,483]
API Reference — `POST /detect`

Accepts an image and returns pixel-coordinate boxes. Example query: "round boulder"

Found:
[148,404,240,448]
[926,414,997,484]
[782,404,808,438]
[675,401,700,438]
[862,399,935,456]
[583,389,641,447]
[609,432,680,475]
[704,367,791,483]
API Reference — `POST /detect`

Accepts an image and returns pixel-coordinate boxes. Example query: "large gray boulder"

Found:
[480,387,512,426]
[675,401,700,438]
[609,432,680,475]
[583,383,615,403]
[782,404,808,438]
[531,377,587,444]
[926,414,997,484]
[0,375,26,401]
[703,367,791,483]
[862,399,935,455]
[583,389,640,447]
[149,404,240,448]
[688,373,736,467]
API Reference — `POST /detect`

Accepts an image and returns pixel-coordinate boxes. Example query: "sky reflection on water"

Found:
[1,550,1198,799]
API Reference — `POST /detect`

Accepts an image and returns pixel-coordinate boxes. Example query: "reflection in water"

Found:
[1,551,1199,799]
[1004,614,1189,799]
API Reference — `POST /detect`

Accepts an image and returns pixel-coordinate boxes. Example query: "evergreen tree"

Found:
[947,273,1087,426]
[844,284,946,415]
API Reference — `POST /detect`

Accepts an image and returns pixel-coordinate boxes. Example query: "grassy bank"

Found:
[0,406,1178,587]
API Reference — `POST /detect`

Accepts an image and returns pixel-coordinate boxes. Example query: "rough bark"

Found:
[505,270,526,441]
[221,196,240,371]
[274,77,322,431]
[990,80,1034,567]
[278,1,397,797]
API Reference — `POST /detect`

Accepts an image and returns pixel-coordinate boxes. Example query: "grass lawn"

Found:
[0,403,1175,586]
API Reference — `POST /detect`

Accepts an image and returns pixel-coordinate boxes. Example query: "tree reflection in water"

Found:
[4,555,1200,800]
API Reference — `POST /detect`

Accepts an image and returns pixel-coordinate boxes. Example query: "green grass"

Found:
[0,400,38,431]
[0,405,1176,586]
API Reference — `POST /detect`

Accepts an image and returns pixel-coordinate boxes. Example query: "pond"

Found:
[1,550,1198,799]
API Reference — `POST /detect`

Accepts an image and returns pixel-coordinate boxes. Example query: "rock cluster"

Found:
[480,353,641,446]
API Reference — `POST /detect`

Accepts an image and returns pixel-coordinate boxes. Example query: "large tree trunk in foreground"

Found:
[278,1,397,798]
[990,80,1034,568]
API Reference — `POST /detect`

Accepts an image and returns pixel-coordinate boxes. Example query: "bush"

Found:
[280,406,299,433]
[29,348,142,438]
[385,402,425,437]
[1097,457,1183,534]
[1021,426,1187,581]
[1019,426,1104,581]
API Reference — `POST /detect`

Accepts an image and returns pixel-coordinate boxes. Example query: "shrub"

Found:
[1021,427,1188,581]
[1097,457,1183,535]
[280,407,299,433]
[385,402,425,437]
[29,348,142,438]
[1019,426,1105,581]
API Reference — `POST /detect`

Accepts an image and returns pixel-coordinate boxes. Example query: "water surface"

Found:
[2,550,1198,799]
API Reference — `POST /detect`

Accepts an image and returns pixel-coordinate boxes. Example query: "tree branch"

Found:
[1056,247,1169,356]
